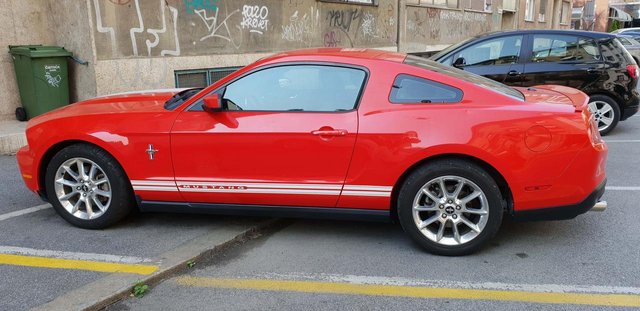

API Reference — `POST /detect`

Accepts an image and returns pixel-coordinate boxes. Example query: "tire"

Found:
[15,107,26,121]
[397,159,503,256]
[588,95,620,136]
[45,144,134,229]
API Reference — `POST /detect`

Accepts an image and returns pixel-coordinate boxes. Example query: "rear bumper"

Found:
[513,178,606,221]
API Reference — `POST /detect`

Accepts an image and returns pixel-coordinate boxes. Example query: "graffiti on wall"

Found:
[405,6,492,49]
[91,0,397,59]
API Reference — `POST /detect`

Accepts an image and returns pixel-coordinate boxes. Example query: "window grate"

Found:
[175,67,241,88]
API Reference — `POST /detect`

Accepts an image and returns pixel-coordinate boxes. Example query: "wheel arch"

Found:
[389,153,513,221]
[37,140,131,199]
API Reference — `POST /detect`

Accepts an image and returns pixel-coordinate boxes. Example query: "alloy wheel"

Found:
[53,157,112,220]
[588,100,615,132]
[412,176,489,246]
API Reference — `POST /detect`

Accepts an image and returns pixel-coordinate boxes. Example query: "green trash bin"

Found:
[9,45,72,121]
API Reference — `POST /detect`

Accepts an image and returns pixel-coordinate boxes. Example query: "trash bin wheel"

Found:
[15,107,27,121]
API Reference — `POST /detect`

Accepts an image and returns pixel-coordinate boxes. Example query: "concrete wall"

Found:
[89,0,398,59]
[87,0,398,95]
[47,1,98,103]
[0,0,56,120]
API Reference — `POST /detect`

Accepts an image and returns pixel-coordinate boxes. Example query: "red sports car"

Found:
[17,49,608,255]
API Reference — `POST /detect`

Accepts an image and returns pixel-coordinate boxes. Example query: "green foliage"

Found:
[610,20,621,32]
[187,260,196,268]
[132,281,149,298]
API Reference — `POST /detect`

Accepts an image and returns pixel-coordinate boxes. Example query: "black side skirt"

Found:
[138,200,391,222]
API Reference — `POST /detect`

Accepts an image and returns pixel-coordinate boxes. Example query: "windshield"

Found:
[429,37,476,61]
[164,88,204,110]
[404,55,525,101]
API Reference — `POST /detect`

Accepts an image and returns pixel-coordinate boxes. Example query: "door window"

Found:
[220,65,366,112]
[531,35,601,62]
[390,74,463,104]
[455,35,523,67]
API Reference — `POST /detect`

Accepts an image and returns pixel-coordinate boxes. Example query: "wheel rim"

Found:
[53,158,112,220]
[412,176,489,246]
[587,101,615,132]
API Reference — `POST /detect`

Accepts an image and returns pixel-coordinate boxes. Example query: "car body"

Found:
[17,49,608,255]
[430,29,640,135]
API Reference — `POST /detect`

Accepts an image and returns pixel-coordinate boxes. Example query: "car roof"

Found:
[266,48,407,63]
[471,29,616,40]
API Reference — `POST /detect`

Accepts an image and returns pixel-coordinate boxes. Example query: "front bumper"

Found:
[513,178,607,221]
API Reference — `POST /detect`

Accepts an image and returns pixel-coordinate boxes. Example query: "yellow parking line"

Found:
[0,254,158,275]
[175,277,640,308]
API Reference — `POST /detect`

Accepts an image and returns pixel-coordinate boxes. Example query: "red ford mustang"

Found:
[17,49,608,255]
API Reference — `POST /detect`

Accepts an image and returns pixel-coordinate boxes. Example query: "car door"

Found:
[521,34,604,89]
[448,34,525,85]
[170,64,367,207]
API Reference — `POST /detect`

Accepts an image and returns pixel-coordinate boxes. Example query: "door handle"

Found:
[311,129,348,136]
[586,67,599,74]
[507,70,521,76]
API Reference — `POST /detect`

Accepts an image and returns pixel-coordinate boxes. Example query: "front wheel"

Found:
[397,159,504,256]
[45,144,134,229]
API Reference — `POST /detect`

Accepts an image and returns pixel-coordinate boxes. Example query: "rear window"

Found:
[404,55,524,101]
[612,38,637,64]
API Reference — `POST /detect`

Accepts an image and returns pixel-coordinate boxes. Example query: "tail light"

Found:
[627,64,639,79]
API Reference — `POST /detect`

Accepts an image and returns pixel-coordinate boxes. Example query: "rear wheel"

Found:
[588,95,620,136]
[397,159,503,256]
[45,144,134,229]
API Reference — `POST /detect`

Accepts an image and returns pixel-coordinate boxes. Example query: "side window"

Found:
[221,65,366,112]
[531,35,601,63]
[455,35,523,66]
[390,74,463,104]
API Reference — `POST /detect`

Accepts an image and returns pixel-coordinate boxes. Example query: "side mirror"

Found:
[453,57,466,69]
[202,94,222,112]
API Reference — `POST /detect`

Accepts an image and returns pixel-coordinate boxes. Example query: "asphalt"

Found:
[107,115,640,311]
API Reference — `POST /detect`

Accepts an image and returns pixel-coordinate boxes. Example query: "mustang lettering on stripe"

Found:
[130,180,392,197]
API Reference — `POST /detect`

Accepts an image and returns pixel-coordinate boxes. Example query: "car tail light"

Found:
[627,64,639,79]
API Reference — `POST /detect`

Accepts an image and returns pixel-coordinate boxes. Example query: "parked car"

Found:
[616,35,640,62]
[17,49,608,256]
[430,29,640,135]
[611,27,640,35]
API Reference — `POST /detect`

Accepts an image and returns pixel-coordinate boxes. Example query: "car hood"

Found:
[28,88,187,127]
[514,85,589,112]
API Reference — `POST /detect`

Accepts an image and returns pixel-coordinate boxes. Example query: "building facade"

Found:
[1,0,573,120]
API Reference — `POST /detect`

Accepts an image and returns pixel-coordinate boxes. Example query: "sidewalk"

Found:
[0,120,27,155]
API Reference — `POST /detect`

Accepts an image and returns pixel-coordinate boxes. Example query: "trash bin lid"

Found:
[8,45,72,58]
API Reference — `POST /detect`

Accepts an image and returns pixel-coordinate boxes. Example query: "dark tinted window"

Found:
[222,65,366,112]
[456,35,523,66]
[404,55,524,101]
[390,75,462,103]
[531,35,600,62]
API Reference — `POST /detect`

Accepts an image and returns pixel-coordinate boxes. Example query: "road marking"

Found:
[0,246,155,264]
[174,276,640,308]
[0,254,159,275]
[176,276,640,307]
[604,140,640,143]
[606,186,640,191]
[0,204,51,221]
[259,273,640,295]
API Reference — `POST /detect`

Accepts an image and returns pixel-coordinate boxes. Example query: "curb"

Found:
[0,132,26,155]
[30,218,285,311]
